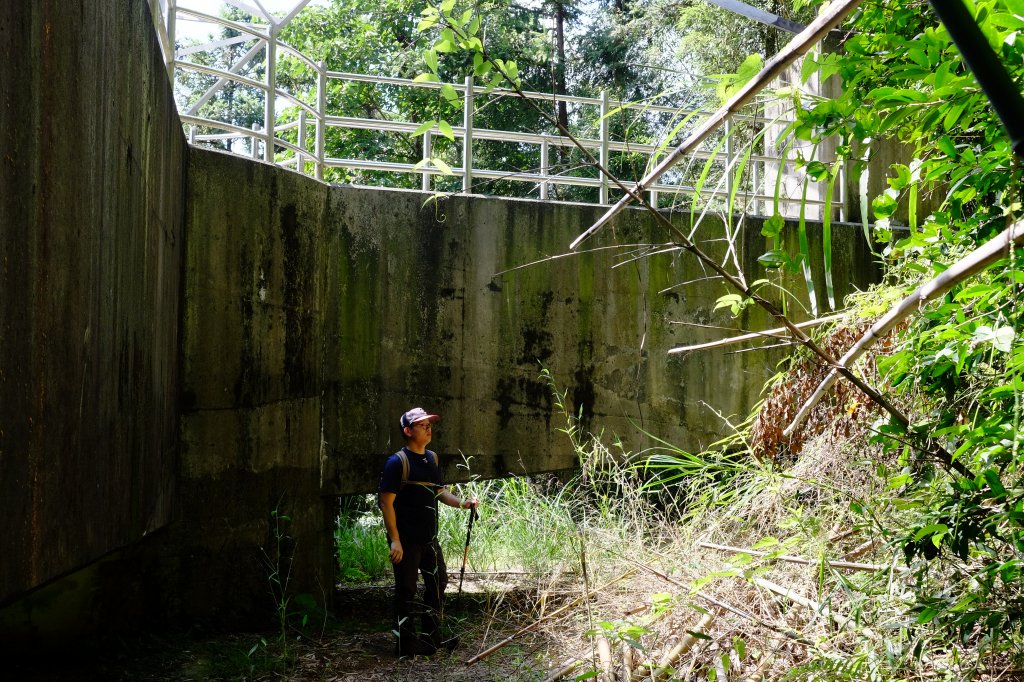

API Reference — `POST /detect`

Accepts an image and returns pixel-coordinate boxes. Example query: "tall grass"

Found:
[334,368,773,585]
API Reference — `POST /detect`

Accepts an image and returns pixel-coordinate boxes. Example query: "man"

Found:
[378,407,479,657]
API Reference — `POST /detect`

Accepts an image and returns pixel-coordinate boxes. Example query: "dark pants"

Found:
[393,540,448,652]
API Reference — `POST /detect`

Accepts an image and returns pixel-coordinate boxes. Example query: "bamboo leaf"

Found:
[798,177,818,317]
[822,159,843,311]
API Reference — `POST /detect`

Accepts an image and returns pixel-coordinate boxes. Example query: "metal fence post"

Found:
[599,90,610,205]
[264,28,277,164]
[315,61,326,181]
[166,0,177,83]
[252,123,260,159]
[422,131,433,192]
[463,75,474,193]
[540,137,549,201]
[751,118,761,215]
[297,109,307,175]
[724,115,734,205]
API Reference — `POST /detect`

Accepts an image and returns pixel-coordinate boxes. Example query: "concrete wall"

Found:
[0,0,185,609]
[184,150,880,500]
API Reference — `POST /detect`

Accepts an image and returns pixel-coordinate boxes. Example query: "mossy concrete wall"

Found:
[1,0,185,611]
[184,149,880,499]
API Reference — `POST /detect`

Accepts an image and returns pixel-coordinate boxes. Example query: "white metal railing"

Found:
[151,1,833,215]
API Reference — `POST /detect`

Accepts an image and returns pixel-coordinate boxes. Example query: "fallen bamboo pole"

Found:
[652,610,718,681]
[698,541,905,573]
[466,569,635,665]
[597,636,614,682]
[752,577,879,641]
[542,657,582,682]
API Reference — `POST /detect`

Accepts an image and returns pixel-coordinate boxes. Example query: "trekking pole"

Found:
[457,504,478,598]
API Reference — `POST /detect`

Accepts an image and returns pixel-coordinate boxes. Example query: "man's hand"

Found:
[463,497,480,510]
[389,539,404,564]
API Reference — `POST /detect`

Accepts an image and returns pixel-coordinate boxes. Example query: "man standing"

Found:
[378,407,479,657]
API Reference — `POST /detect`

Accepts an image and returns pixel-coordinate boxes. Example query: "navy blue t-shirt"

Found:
[378,448,444,545]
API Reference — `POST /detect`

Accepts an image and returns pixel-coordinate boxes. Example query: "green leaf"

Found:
[733,636,746,660]
[440,83,460,105]
[872,190,899,219]
[423,49,439,74]
[411,120,437,137]
[412,72,439,83]
[914,523,949,542]
[438,120,454,141]
[416,17,439,32]
[757,250,788,269]
[984,468,1008,498]
[430,157,453,175]
[761,214,784,239]
[752,537,779,550]
[440,0,456,14]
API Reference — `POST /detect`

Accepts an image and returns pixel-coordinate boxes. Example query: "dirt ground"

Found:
[6,577,578,682]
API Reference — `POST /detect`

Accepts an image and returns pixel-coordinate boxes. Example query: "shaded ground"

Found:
[6,577,567,682]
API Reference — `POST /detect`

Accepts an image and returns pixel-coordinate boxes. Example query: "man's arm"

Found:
[438,488,479,510]
[379,491,403,564]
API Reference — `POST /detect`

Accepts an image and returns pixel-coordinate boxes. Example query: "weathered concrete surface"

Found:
[316,186,880,494]
[185,150,880,497]
[171,151,335,627]
[0,0,185,609]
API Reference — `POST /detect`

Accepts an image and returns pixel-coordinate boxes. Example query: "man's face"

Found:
[406,419,433,447]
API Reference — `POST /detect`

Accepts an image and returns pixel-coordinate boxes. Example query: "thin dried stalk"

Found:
[741,637,782,682]
[698,541,903,573]
[668,314,845,354]
[466,570,634,665]
[543,658,581,682]
[621,642,635,682]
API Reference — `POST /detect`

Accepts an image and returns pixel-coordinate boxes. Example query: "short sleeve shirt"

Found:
[378,448,444,544]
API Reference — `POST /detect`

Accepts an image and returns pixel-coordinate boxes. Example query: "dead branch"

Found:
[698,541,904,573]
[466,569,635,665]
[614,552,815,645]
[784,219,1024,438]
[842,539,880,562]
[668,314,845,354]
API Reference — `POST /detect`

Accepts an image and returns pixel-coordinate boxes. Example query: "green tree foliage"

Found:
[787,0,1024,663]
